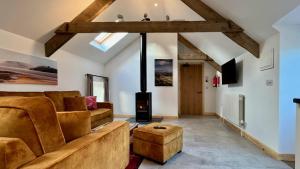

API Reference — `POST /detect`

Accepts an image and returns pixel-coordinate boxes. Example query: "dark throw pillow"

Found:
[63,97,88,111]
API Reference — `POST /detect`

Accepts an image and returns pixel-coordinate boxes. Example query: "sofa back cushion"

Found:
[57,111,91,142]
[0,92,45,97]
[0,97,66,156]
[44,91,81,111]
[0,108,44,156]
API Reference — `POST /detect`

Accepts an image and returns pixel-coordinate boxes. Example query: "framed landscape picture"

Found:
[155,59,173,86]
[0,48,58,85]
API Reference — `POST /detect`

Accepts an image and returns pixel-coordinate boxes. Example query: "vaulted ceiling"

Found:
[0,0,299,64]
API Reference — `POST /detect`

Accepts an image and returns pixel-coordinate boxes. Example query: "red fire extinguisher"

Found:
[213,75,220,87]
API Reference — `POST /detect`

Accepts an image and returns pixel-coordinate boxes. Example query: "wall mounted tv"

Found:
[222,59,237,84]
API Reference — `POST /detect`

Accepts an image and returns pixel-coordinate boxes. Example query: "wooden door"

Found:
[180,64,203,115]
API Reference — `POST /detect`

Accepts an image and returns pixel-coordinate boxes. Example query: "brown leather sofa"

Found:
[0,97,129,169]
[0,91,113,128]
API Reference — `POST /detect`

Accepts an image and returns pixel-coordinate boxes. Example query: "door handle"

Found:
[197,91,202,94]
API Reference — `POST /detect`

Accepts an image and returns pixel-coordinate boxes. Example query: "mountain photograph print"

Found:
[0,48,57,85]
[155,59,173,86]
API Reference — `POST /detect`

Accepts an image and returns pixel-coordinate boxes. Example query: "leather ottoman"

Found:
[133,123,183,164]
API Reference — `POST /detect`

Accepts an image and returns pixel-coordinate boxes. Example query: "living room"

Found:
[1,0,300,169]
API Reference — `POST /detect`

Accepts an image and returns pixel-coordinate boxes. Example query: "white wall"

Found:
[0,29,105,95]
[216,34,280,152]
[276,25,300,154]
[105,33,178,117]
[203,63,217,114]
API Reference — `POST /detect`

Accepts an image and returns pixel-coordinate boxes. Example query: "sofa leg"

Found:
[160,161,167,165]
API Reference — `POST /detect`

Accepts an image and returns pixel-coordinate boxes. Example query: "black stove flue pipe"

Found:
[136,32,152,122]
[140,33,147,93]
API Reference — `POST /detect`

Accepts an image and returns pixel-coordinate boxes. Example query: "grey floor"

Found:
[136,116,292,169]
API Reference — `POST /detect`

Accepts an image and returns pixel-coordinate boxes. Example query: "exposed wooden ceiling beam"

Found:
[45,0,115,57]
[55,21,243,34]
[181,0,260,58]
[178,34,222,72]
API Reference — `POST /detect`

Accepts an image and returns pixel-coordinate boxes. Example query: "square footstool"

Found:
[133,123,183,164]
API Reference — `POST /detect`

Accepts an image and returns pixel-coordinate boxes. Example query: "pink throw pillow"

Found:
[85,96,97,110]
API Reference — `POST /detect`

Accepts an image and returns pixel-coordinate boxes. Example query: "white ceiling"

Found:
[0,0,299,64]
[201,0,300,42]
[0,0,94,42]
[276,5,300,25]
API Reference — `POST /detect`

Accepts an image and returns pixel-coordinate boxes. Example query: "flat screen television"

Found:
[222,59,237,84]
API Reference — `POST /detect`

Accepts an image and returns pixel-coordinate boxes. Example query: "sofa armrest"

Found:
[57,111,91,142]
[21,122,130,169]
[97,102,113,110]
[0,137,36,169]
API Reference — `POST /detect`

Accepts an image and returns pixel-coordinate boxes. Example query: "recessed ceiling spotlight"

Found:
[154,3,158,7]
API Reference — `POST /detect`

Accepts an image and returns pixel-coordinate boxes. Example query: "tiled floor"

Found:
[127,116,293,169]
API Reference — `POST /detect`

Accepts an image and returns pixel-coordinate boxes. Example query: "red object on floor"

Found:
[126,153,143,169]
[126,143,143,169]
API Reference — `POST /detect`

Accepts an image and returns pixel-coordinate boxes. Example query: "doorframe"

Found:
[178,62,204,117]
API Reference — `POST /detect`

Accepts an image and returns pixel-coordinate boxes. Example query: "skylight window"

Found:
[90,32,128,52]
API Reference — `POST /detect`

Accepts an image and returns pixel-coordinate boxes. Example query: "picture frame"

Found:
[0,48,58,85]
[155,59,173,86]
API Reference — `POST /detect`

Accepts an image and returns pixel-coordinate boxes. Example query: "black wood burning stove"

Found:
[136,33,152,122]
[136,92,152,122]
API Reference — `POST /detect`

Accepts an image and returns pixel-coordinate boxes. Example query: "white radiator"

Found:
[223,93,245,127]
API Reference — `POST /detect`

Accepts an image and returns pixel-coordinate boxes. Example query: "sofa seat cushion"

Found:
[133,123,183,145]
[90,109,112,122]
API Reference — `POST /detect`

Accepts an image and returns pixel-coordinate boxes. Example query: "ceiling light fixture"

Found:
[154,3,158,7]
[166,15,170,21]
[141,13,151,21]
[115,14,124,22]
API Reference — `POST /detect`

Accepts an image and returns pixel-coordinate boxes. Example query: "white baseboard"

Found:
[217,114,295,162]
